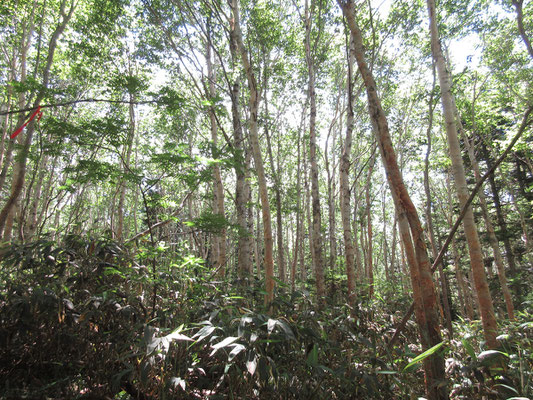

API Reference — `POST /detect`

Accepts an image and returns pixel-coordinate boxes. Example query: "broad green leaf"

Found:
[403,342,445,373]
[247,356,258,375]
[307,344,318,367]
[276,319,296,341]
[267,318,276,334]
[478,350,509,367]
[194,325,215,342]
[228,344,246,361]
[494,384,518,394]
[210,336,239,356]
[169,377,186,390]
[461,338,477,360]
[166,331,192,342]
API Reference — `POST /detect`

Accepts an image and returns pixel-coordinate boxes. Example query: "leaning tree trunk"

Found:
[427,0,498,348]
[232,0,274,304]
[339,2,447,398]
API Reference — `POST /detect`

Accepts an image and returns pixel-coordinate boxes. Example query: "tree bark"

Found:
[365,149,376,298]
[232,0,274,304]
[340,35,357,306]
[227,7,252,278]
[512,0,533,59]
[427,0,498,348]
[423,63,453,338]
[206,21,226,277]
[305,0,326,305]
[462,124,515,319]
[117,89,136,241]
[0,0,75,240]
[339,2,447,398]
[263,67,285,283]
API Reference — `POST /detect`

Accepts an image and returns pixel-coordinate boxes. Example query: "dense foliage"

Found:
[0,0,532,398]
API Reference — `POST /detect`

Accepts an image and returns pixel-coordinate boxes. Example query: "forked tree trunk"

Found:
[339,2,447,398]
[427,0,498,348]
[232,0,274,304]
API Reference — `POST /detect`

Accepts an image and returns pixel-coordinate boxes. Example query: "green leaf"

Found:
[461,338,477,360]
[403,342,445,373]
[494,384,518,394]
[210,336,239,356]
[267,318,276,334]
[307,344,318,367]
[276,319,296,341]
[246,355,258,375]
[193,325,215,342]
[169,377,186,391]
[477,350,508,367]
[228,344,246,361]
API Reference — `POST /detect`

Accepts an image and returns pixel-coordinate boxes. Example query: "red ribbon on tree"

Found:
[10,106,43,139]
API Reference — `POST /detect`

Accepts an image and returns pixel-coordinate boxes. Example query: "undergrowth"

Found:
[0,235,531,399]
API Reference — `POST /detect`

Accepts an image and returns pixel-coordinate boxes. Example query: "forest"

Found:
[0,0,532,398]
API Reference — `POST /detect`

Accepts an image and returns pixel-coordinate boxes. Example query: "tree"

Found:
[232,0,275,305]
[426,0,498,348]
[338,1,447,398]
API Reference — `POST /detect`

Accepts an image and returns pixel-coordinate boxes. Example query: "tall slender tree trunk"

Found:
[263,69,285,283]
[482,145,517,273]
[117,91,136,241]
[232,0,273,303]
[353,190,363,281]
[206,22,226,277]
[512,0,533,59]
[365,150,376,298]
[228,10,252,278]
[305,0,325,305]
[0,0,75,240]
[462,126,514,319]
[291,114,304,291]
[25,151,49,239]
[339,2,447,398]
[423,63,453,338]
[445,172,475,320]
[382,191,389,281]
[427,0,498,348]
[340,35,357,306]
